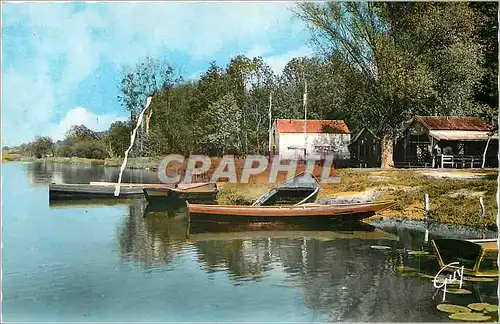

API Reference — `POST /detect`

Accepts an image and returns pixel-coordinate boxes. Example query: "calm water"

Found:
[2,162,498,322]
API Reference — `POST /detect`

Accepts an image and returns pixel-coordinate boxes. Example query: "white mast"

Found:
[268,91,273,155]
[303,79,308,160]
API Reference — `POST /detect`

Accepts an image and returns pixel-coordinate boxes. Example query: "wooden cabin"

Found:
[394,116,498,168]
[349,128,381,168]
[270,119,351,161]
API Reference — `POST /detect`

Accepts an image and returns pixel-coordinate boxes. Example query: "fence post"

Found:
[480,197,486,219]
[424,193,430,243]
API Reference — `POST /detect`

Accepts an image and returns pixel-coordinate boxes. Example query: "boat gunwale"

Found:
[431,238,498,277]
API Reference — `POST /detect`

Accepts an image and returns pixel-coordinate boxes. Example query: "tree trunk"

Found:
[381,135,394,169]
[482,136,492,168]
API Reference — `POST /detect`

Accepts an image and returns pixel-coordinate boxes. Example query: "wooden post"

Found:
[424,194,430,219]
[480,197,485,219]
[424,193,430,243]
[482,136,491,169]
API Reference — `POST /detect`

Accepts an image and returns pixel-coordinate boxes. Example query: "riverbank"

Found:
[218,169,498,230]
[3,156,498,229]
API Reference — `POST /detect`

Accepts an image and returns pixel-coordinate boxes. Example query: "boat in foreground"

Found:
[143,182,219,205]
[251,172,320,206]
[187,200,395,222]
[431,238,498,277]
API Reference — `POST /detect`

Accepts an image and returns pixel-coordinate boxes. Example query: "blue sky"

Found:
[2,2,313,146]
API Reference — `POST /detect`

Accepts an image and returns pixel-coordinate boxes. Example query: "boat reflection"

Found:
[187,220,400,242]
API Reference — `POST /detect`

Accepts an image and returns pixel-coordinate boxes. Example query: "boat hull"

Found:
[431,238,498,277]
[49,183,147,200]
[144,183,219,205]
[187,200,395,222]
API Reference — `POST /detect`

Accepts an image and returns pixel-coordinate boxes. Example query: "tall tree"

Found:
[296,2,485,168]
[118,56,180,156]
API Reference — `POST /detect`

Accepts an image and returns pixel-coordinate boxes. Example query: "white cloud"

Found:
[263,46,315,75]
[2,2,311,146]
[48,107,128,141]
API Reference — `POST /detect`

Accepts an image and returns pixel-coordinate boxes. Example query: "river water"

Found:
[2,162,498,322]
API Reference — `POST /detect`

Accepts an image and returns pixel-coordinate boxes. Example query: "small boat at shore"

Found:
[187,200,395,222]
[431,238,498,277]
[49,183,171,200]
[252,172,319,206]
[143,182,219,205]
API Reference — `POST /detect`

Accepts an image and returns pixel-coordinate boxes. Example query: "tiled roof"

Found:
[415,116,492,131]
[275,119,350,134]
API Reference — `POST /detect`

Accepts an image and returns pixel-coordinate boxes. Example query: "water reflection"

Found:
[118,202,188,268]
[116,204,498,321]
[26,161,161,185]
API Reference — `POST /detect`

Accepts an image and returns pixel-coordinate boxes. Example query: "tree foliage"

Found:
[295,2,487,168]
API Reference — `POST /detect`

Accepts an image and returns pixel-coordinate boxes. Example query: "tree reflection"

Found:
[117,202,189,268]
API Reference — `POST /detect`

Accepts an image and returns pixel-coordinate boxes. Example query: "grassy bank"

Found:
[218,169,498,229]
[3,154,497,229]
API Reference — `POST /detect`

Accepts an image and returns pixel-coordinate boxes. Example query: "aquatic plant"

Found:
[448,312,491,321]
[436,304,471,313]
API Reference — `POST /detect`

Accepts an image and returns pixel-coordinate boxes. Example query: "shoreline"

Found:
[3,157,498,230]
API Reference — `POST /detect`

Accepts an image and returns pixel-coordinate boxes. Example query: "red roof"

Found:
[415,116,491,131]
[275,119,350,134]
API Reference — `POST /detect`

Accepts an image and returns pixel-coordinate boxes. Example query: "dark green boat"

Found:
[431,238,498,277]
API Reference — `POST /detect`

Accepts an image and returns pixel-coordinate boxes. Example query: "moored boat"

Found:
[187,200,395,222]
[431,238,498,277]
[49,183,172,200]
[252,172,319,206]
[143,182,219,205]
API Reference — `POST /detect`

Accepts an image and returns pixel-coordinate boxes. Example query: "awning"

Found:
[429,130,498,141]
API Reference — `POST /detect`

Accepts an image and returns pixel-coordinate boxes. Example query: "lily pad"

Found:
[484,304,498,313]
[407,250,430,256]
[432,276,463,286]
[445,288,472,295]
[437,304,471,313]
[467,303,491,312]
[449,313,491,322]
[463,277,496,282]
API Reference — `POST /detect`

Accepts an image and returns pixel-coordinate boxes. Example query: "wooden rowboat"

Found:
[252,172,319,206]
[49,182,173,200]
[187,200,395,222]
[144,182,219,205]
[431,238,498,277]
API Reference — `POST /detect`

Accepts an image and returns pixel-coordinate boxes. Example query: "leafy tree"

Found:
[118,56,181,156]
[31,136,54,158]
[102,121,133,158]
[296,2,485,168]
[203,93,243,156]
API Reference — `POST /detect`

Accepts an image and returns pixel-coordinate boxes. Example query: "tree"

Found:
[203,93,243,156]
[118,56,181,156]
[102,121,133,158]
[296,2,485,168]
[31,136,54,158]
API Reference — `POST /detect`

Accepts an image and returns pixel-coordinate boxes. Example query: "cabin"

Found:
[349,128,381,168]
[270,119,351,161]
[394,116,498,168]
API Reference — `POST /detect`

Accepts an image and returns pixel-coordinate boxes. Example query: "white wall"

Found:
[276,133,351,160]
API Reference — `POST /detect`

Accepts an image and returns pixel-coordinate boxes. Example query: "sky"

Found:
[1,1,314,147]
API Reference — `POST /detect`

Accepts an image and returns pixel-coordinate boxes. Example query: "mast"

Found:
[268,91,272,156]
[303,79,308,160]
